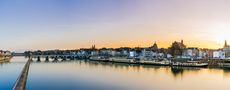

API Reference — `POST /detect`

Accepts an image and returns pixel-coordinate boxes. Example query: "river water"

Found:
[1,57,230,90]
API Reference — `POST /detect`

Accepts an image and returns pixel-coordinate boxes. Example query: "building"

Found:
[0,50,12,57]
[223,40,230,58]
[182,48,199,58]
[169,40,186,57]
[0,50,3,56]
[150,42,158,52]
[141,48,156,58]
[213,49,225,59]
[198,49,210,59]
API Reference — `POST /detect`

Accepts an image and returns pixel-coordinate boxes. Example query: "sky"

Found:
[1,0,230,52]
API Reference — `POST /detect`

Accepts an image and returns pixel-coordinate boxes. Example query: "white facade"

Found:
[91,51,99,56]
[213,50,225,59]
[199,51,204,58]
[129,51,135,58]
[167,54,173,58]
[0,51,11,56]
[141,49,153,57]
[183,48,199,58]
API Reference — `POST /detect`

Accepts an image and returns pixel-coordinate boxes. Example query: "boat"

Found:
[138,59,171,66]
[89,56,109,62]
[109,57,135,64]
[218,59,230,68]
[172,61,208,67]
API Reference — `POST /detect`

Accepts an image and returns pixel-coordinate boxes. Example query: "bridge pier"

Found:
[70,56,75,60]
[31,55,85,62]
[45,56,49,62]
[62,56,67,61]
[53,56,58,62]
[37,56,41,62]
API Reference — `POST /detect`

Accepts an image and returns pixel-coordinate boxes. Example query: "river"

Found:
[1,57,230,90]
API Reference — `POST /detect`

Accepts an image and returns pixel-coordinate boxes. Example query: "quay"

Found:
[13,57,32,90]
[89,58,229,68]
[31,55,230,68]
[0,56,13,63]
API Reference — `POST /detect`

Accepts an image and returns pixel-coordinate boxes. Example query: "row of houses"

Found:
[0,50,12,56]
[171,40,230,59]
[182,48,222,59]
[91,47,169,59]
[26,40,230,59]
[26,46,168,59]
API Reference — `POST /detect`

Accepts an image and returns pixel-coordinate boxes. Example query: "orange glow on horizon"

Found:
[34,39,225,51]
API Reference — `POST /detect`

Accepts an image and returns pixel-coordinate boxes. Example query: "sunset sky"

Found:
[1,0,230,51]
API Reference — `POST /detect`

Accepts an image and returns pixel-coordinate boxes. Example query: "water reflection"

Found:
[30,59,230,79]
[83,61,204,79]
[5,57,230,90]
[0,57,26,90]
[170,67,201,78]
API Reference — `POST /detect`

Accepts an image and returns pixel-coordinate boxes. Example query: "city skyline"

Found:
[9,39,230,52]
[1,0,230,51]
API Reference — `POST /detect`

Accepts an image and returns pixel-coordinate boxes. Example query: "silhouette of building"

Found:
[213,49,225,59]
[150,42,158,52]
[169,40,186,57]
[182,47,199,58]
[223,40,230,58]
[224,40,230,48]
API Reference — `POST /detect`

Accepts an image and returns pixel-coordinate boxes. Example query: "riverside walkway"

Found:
[13,58,32,90]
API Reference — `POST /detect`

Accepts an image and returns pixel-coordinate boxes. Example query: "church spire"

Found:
[153,42,158,48]
[224,40,228,47]
[150,42,158,52]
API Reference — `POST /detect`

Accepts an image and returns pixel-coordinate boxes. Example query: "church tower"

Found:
[181,40,184,45]
[224,40,229,48]
[150,42,158,52]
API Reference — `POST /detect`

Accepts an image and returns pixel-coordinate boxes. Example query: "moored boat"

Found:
[172,61,208,67]
[218,59,230,68]
[109,57,135,64]
[138,59,171,66]
[89,56,109,62]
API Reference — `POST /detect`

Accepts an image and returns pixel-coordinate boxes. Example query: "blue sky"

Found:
[1,0,230,52]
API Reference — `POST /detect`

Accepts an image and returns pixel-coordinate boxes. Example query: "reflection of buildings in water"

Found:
[203,68,230,78]
[171,67,184,77]
[142,65,162,69]
[0,60,10,64]
[30,60,214,80]
[223,68,230,77]
[88,61,172,73]
[110,63,141,72]
[85,60,142,72]
[0,61,10,68]
[141,65,171,73]
[170,67,201,79]
[87,62,173,75]
[223,68,230,72]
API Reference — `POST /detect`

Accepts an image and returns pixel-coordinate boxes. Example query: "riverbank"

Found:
[31,55,230,68]
[0,56,13,63]
[90,57,203,67]
[88,57,228,68]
